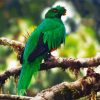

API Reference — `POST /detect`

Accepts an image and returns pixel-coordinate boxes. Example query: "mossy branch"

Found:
[0,73,100,100]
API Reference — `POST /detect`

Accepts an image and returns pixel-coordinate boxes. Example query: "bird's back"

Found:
[23,18,65,62]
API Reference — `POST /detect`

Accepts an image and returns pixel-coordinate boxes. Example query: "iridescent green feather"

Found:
[17,6,66,95]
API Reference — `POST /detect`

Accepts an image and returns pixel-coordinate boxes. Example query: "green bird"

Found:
[18,6,66,95]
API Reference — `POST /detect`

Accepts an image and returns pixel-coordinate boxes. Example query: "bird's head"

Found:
[45,6,66,19]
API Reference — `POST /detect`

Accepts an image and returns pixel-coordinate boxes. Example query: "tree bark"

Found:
[0,73,99,100]
[0,54,100,86]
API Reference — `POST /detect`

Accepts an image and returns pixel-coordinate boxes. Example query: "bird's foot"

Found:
[44,52,55,62]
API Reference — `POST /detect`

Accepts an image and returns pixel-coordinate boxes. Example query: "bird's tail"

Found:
[17,57,42,95]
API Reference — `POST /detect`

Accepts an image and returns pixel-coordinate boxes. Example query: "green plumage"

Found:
[18,6,66,95]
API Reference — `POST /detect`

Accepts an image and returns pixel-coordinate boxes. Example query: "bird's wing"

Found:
[20,19,65,63]
[27,32,49,62]
[28,24,65,62]
[43,24,65,50]
[20,19,56,63]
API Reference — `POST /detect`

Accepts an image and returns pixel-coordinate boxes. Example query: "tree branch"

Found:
[0,73,100,100]
[0,94,33,100]
[0,37,100,86]
[0,54,100,86]
[0,67,20,86]
[0,37,24,50]
[0,37,100,99]
[33,73,100,100]
[0,37,24,59]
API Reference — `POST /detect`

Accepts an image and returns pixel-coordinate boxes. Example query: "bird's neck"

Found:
[45,18,62,22]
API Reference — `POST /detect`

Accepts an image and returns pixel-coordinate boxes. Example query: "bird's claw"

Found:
[44,52,55,62]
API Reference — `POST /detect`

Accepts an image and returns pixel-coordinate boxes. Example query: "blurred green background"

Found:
[0,0,100,98]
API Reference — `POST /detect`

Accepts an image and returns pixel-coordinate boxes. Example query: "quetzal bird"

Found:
[18,6,66,95]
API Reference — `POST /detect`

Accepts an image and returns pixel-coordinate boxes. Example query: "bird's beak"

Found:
[63,12,66,16]
[62,10,66,16]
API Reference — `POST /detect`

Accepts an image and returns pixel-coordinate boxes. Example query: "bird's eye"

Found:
[52,9,58,13]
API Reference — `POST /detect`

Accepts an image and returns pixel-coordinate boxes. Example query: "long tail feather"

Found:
[17,57,42,95]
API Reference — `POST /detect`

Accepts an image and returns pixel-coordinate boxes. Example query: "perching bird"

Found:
[18,5,66,95]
